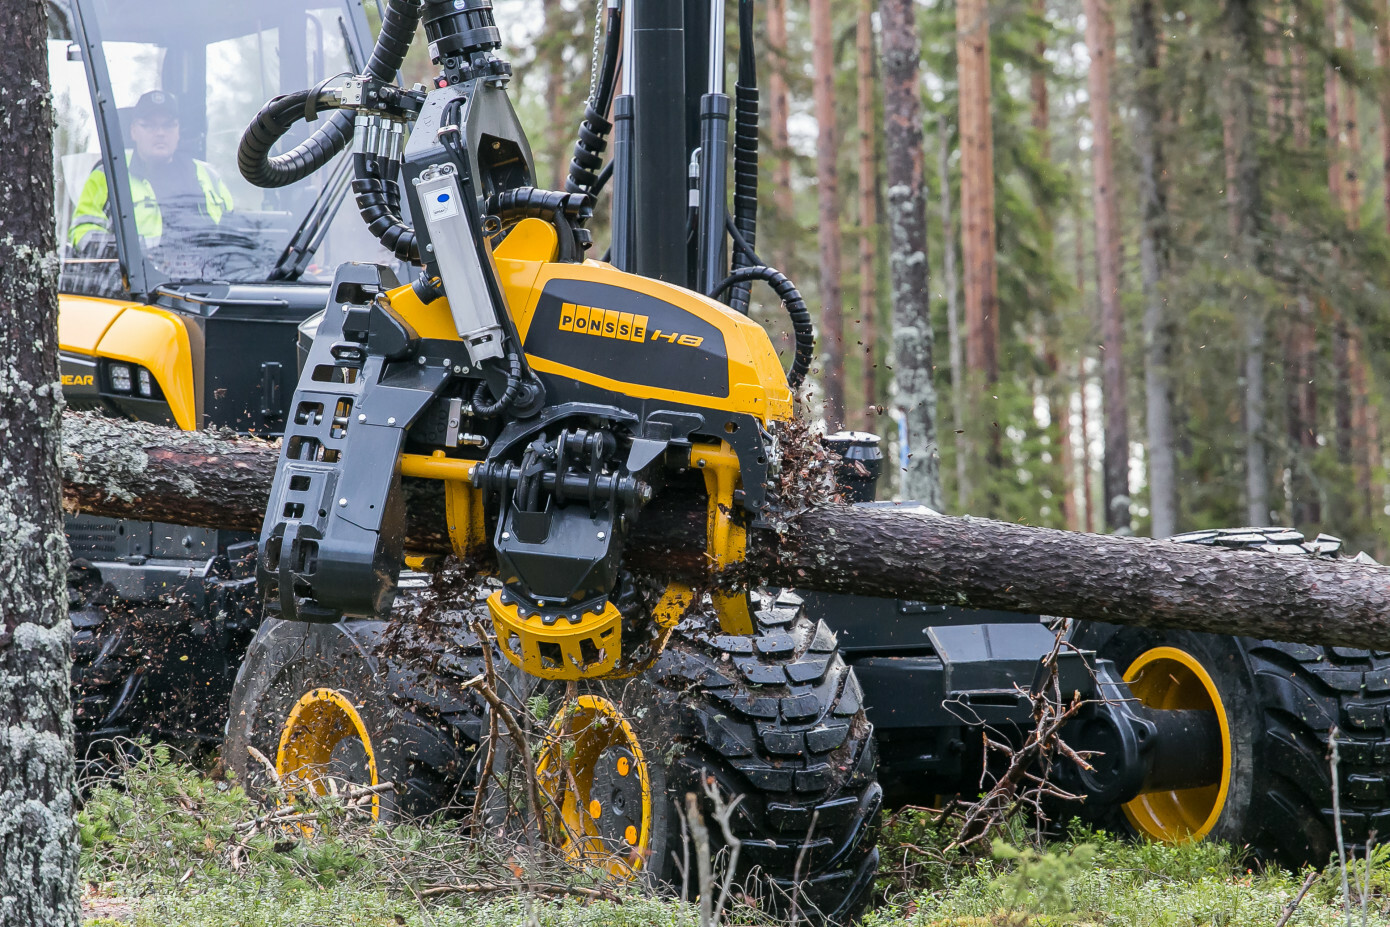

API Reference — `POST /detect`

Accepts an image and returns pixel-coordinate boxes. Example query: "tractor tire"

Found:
[223,611,490,819]
[69,556,260,770]
[1072,528,1390,867]
[531,592,882,925]
[69,561,145,758]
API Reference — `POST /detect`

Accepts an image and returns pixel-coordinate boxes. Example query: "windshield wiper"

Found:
[268,154,353,281]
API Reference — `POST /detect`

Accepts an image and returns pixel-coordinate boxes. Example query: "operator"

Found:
[70,90,234,250]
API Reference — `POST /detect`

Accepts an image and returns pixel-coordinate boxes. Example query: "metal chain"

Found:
[587,0,604,104]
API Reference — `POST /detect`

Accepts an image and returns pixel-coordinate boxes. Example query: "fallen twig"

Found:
[1275,869,1320,927]
[417,881,623,902]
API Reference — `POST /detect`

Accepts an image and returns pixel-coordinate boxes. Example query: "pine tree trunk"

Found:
[1380,0,1390,239]
[1339,12,1376,524]
[1287,21,1320,526]
[0,4,81,924]
[1131,0,1176,538]
[1327,0,1344,208]
[1326,0,1355,477]
[1084,0,1130,532]
[543,0,571,191]
[956,0,998,390]
[1032,0,1075,531]
[857,0,878,429]
[1074,206,1096,533]
[940,117,969,512]
[58,412,1390,653]
[1224,0,1269,526]
[767,0,795,276]
[809,0,846,427]
[880,0,941,508]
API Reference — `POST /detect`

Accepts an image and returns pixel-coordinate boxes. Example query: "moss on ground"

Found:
[78,750,1390,926]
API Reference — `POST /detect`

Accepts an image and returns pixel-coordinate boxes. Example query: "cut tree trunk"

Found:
[58,412,1390,652]
[880,0,942,509]
[1,2,82,924]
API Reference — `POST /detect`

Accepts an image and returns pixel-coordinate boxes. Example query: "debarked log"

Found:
[60,411,1390,650]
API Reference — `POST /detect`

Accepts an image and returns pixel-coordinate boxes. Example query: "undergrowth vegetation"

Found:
[79,748,1390,927]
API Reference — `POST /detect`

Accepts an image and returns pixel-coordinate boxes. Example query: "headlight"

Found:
[137,368,153,397]
[109,363,133,393]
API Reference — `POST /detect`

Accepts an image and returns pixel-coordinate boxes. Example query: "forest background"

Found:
[443,0,1390,557]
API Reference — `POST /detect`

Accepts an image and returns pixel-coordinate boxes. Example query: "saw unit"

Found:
[239,0,814,680]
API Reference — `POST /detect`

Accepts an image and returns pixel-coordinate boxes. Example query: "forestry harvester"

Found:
[48,0,1390,920]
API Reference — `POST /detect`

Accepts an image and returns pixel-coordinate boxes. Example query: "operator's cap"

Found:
[132,90,179,122]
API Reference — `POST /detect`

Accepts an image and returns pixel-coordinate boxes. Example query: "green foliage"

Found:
[990,840,1098,916]
[78,757,1390,926]
[869,821,1390,927]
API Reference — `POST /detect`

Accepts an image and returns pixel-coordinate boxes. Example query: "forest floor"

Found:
[78,747,1390,927]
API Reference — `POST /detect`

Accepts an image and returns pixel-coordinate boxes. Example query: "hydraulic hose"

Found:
[728,0,759,314]
[237,0,424,188]
[565,0,623,209]
[472,351,524,416]
[352,151,418,262]
[711,263,814,389]
[486,187,592,261]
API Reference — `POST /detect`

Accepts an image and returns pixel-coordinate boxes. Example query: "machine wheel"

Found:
[1073,529,1390,866]
[69,561,145,756]
[534,593,882,925]
[223,613,489,819]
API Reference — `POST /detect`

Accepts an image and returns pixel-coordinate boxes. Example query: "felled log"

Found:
[60,411,1390,650]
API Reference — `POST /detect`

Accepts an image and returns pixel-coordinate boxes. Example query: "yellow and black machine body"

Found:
[231,0,1390,910]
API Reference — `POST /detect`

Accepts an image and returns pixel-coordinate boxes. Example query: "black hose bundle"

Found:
[352,151,419,262]
[711,263,814,389]
[237,0,424,188]
[728,0,760,314]
[486,187,592,261]
[472,351,523,416]
[565,2,623,211]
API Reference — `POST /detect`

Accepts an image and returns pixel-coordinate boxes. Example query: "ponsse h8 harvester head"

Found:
[244,0,804,680]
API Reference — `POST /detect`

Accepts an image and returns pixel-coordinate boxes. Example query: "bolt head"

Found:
[597,531,606,540]
[387,417,397,425]
[358,413,367,422]
[502,531,511,540]
[339,498,348,507]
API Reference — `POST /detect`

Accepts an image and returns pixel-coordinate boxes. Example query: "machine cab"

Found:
[48,0,396,433]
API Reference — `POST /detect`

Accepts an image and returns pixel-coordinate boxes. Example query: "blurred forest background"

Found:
[405,0,1390,555]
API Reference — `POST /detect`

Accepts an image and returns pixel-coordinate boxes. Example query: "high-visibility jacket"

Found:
[70,153,234,248]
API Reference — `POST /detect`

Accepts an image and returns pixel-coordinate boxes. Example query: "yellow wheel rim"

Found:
[537,695,653,879]
[275,687,381,820]
[1121,646,1231,842]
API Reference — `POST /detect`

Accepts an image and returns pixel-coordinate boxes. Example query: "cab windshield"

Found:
[50,0,388,295]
